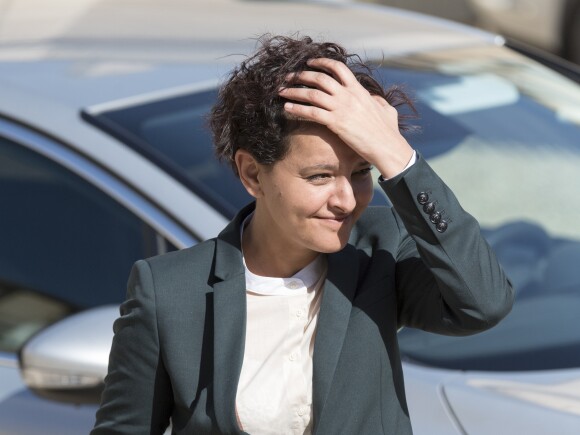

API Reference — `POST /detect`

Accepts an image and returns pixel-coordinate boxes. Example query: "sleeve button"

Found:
[417,192,429,205]
[423,202,436,214]
[436,221,448,233]
[429,211,442,224]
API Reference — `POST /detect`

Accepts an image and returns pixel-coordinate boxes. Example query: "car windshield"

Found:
[88,44,580,371]
[378,46,580,371]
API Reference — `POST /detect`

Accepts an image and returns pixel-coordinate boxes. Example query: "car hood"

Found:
[443,370,580,435]
[403,363,580,435]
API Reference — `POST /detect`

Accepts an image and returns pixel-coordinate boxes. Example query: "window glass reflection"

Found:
[380,46,580,371]
[0,136,165,351]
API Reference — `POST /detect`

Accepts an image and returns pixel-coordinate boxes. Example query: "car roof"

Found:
[0,0,499,110]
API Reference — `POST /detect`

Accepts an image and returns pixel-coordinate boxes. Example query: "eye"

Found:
[306,173,332,183]
[354,166,373,176]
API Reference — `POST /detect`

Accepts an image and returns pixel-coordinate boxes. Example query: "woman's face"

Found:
[254,124,374,257]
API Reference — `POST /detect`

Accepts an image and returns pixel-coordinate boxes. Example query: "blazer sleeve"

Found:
[92,260,173,434]
[380,153,514,335]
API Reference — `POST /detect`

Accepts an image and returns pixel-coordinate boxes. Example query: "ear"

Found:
[235,150,264,198]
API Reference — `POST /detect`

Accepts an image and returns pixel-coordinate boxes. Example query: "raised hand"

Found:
[278,58,414,179]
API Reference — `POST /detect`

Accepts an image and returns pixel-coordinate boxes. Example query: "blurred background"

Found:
[359,0,580,65]
[0,0,579,65]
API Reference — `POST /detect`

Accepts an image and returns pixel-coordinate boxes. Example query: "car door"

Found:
[0,116,196,434]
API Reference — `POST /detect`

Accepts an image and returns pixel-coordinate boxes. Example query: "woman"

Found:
[92,35,513,434]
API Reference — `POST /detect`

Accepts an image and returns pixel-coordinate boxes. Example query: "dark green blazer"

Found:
[92,155,513,434]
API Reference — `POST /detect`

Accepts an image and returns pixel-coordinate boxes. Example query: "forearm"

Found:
[381,154,514,334]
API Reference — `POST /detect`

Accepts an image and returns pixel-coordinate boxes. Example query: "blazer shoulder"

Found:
[140,238,218,292]
[145,238,216,267]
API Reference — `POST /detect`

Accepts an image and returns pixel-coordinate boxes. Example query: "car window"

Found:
[83,90,253,219]
[377,46,580,371]
[0,136,174,353]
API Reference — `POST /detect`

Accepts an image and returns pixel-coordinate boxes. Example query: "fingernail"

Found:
[284,102,294,110]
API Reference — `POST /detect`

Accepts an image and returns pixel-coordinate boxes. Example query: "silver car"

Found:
[1,0,579,433]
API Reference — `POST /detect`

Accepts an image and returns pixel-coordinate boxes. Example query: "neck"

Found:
[242,212,319,278]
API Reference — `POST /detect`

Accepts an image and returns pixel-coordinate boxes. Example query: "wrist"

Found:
[376,143,415,179]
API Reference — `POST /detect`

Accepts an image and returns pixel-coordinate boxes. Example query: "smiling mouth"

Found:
[318,215,351,224]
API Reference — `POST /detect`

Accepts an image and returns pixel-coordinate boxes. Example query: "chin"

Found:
[314,237,350,254]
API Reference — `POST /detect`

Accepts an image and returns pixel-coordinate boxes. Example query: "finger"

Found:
[285,70,342,95]
[278,86,335,109]
[372,95,389,107]
[372,95,399,120]
[283,101,333,126]
[306,58,359,87]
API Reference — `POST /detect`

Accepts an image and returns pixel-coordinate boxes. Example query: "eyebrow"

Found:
[300,161,371,172]
[301,163,338,172]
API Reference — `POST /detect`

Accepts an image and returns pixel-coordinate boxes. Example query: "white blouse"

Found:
[235,253,327,435]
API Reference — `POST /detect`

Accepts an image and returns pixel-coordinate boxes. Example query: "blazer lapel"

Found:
[312,243,359,429]
[212,276,246,434]
[211,204,254,434]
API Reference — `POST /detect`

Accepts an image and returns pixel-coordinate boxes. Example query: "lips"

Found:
[317,214,351,227]
[318,214,349,220]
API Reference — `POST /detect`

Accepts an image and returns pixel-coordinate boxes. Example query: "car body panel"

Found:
[402,364,465,435]
[403,363,580,435]
[0,388,97,435]
[0,365,24,403]
[443,368,580,434]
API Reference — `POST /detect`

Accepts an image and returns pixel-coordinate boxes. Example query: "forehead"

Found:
[284,124,363,165]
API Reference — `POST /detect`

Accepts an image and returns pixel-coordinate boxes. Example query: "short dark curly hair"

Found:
[209,34,415,175]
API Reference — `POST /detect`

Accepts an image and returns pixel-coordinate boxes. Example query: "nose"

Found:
[329,176,357,213]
